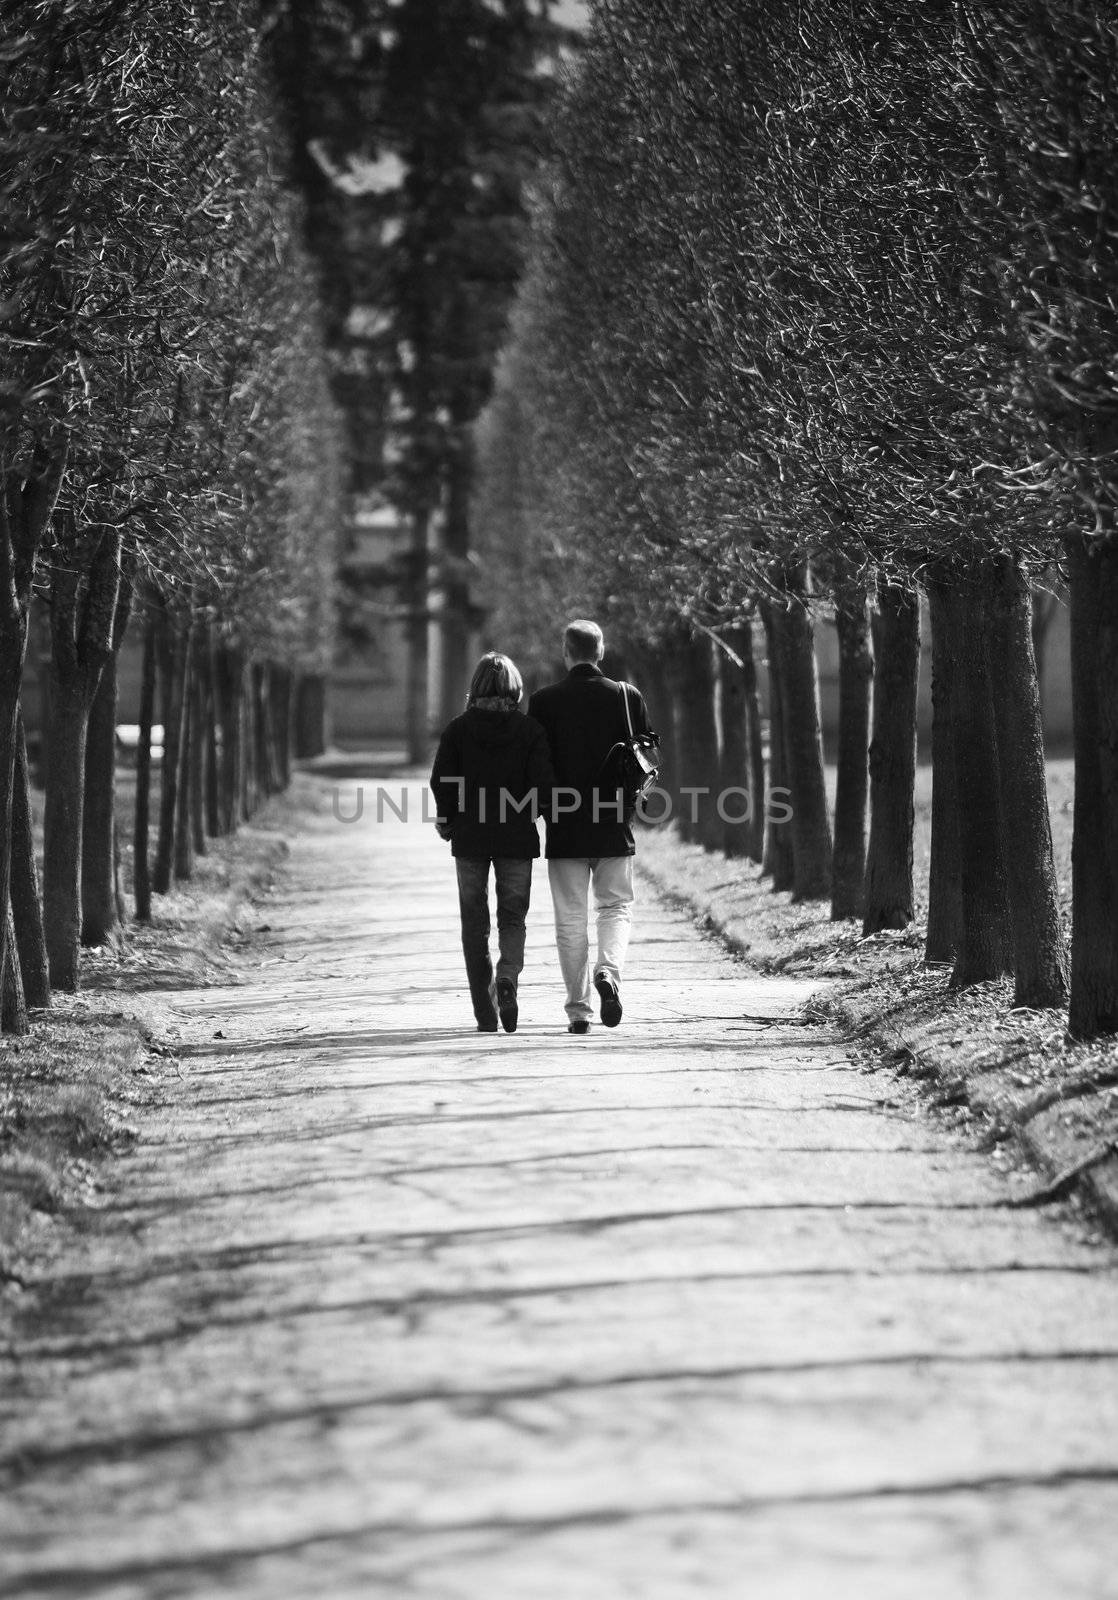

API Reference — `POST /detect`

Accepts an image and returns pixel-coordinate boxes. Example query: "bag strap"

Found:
[619,681,636,741]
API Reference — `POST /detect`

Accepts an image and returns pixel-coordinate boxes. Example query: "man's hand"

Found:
[435,820,453,842]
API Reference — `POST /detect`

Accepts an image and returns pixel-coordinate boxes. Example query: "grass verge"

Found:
[636,757,1118,1236]
[0,772,323,1309]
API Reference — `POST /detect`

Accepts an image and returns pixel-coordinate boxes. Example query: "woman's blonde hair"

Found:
[466,651,524,709]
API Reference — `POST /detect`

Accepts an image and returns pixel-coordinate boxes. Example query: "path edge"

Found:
[636,853,1118,1240]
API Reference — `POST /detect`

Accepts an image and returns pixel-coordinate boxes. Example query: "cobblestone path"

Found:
[4,782,1118,1599]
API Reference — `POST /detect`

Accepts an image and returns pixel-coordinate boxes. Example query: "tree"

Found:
[473,0,1076,1013]
[1,0,344,1013]
[958,0,1118,1033]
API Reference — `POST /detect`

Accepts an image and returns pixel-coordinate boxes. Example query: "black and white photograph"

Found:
[3,2,1118,1595]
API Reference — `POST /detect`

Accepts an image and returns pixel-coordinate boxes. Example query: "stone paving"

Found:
[4,780,1118,1599]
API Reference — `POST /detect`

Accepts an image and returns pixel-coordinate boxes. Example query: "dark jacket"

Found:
[430,707,554,860]
[527,664,652,859]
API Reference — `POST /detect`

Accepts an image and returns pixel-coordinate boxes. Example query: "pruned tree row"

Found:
[1,1,343,1028]
[474,0,1118,1038]
[260,0,574,760]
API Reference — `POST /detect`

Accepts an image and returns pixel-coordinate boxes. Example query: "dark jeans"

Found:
[455,857,533,1027]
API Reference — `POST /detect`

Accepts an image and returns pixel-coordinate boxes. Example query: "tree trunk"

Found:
[1,906,27,1036]
[741,617,766,864]
[133,608,157,922]
[294,673,328,759]
[204,698,221,839]
[243,663,258,819]
[0,439,66,1024]
[1031,582,1061,715]
[925,581,963,965]
[0,659,23,1033]
[252,663,265,800]
[196,628,219,840]
[671,631,721,850]
[253,660,281,802]
[43,684,91,990]
[832,588,873,920]
[406,508,430,765]
[1066,532,1118,1037]
[80,647,120,946]
[261,663,279,794]
[188,645,206,858]
[761,604,794,891]
[263,663,281,794]
[862,579,920,934]
[80,566,131,948]
[771,587,831,901]
[632,644,676,818]
[988,558,1068,1009]
[214,644,245,835]
[173,640,195,882]
[30,613,51,790]
[274,665,293,790]
[718,628,752,857]
[625,642,676,827]
[43,529,122,990]
[113,814,126,926]
[153,617,189,895]
[261,662,284,793]
[11,707,48,1008]
[948,580,1014,989]
[0,650,18,1007]
[438,424,475,729]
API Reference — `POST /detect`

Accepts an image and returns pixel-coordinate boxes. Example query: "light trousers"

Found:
[547,856,635,1022]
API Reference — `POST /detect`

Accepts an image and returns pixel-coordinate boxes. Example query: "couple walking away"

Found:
[430,619,654,1035]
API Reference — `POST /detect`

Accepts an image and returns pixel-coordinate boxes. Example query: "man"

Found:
[528,620,653,1034]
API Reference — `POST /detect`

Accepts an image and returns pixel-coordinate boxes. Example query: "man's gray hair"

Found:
[564,619,604,662]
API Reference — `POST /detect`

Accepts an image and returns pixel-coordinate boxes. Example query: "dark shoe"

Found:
[496,976,518,1033]
[594,972,622,1027]
[476,1018,499,1033]
[567,1019,591,1034]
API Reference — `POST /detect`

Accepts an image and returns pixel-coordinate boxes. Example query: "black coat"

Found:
[430,707,554,860]
[527,664,652,859]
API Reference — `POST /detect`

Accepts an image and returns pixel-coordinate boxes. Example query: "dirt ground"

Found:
[4,775,1118,1599]
[0,775,317,1302]
[636,758,1118,1236]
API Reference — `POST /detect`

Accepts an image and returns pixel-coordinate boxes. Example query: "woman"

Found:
[430,653,554,1033]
